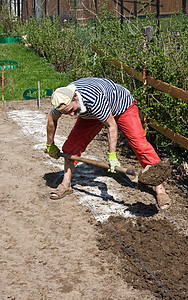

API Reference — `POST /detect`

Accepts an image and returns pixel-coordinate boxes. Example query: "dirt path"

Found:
[0,99,187,300]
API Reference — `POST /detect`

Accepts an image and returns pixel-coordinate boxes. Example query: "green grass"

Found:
[0,42,70,101]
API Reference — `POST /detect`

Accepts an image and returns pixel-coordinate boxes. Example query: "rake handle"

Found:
[58,152,136,176]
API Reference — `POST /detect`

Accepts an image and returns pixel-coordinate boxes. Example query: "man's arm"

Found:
[103,112,120,172]
[103,112,118,153]
[47,109,61,144]
[46,109,62,159]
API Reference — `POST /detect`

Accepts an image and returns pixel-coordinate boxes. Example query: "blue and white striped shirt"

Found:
[52,77,134,122]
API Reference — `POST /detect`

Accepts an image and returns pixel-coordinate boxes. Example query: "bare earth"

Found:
[0,99,187,300]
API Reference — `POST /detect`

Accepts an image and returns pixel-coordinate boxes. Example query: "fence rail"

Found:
[91,43,188,150]
[148,118,188,149]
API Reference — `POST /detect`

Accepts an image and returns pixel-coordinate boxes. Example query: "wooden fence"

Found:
[20,0,188,22]
[91,44,188,150]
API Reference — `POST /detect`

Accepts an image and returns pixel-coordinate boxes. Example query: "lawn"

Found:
[0,42,70,101]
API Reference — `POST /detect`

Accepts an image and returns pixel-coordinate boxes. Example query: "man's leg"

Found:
[115,101,171,209]
[62,159,76,188]
[50,117,104,199]
[62,117,104,160]
[115,100,161,168]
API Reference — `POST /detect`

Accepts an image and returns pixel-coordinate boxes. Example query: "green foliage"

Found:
[13,15,92,77]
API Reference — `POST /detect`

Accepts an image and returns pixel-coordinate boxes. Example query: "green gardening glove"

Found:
[107,152,121,173]
[46,143,60,159]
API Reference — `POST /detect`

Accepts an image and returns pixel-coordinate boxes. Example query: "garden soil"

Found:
[0,98,187,300]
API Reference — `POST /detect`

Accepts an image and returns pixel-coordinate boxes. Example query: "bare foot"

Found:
[155,184,171,210]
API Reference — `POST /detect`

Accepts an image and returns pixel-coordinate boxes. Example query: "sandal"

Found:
[50,186,73,200]
[156,193,171,210]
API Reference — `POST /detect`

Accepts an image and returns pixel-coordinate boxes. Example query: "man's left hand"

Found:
[108,152,121,173]
[46,143,60,159]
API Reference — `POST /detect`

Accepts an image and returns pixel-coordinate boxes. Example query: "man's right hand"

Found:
[46,143,60,159]
[107,152,121,173]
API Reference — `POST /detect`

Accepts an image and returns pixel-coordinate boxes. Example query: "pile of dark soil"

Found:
[97,217,188,299]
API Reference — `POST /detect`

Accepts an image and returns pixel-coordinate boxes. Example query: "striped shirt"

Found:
[52,77,134,122]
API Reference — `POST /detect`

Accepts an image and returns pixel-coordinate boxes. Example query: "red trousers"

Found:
[62,100,161,168]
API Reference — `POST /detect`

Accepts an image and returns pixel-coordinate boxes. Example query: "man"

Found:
[46,77,171,209]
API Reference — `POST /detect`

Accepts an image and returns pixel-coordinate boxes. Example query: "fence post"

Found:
[33,0,36,18]
[38,81,40,109]
[17,0,20,17]
[142,34,147,135]
[182,0,186,14]
[74,0,77,24]
[156,0,160,35]
[142,27,153,134]
[94,0,97,14]
[57,0,60,15]
[26,0,29,19]
[45,0,47,14]
[121,0,124,27]
[134,1,137,17]
[1,65,5,110]
[35,0,42,19]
